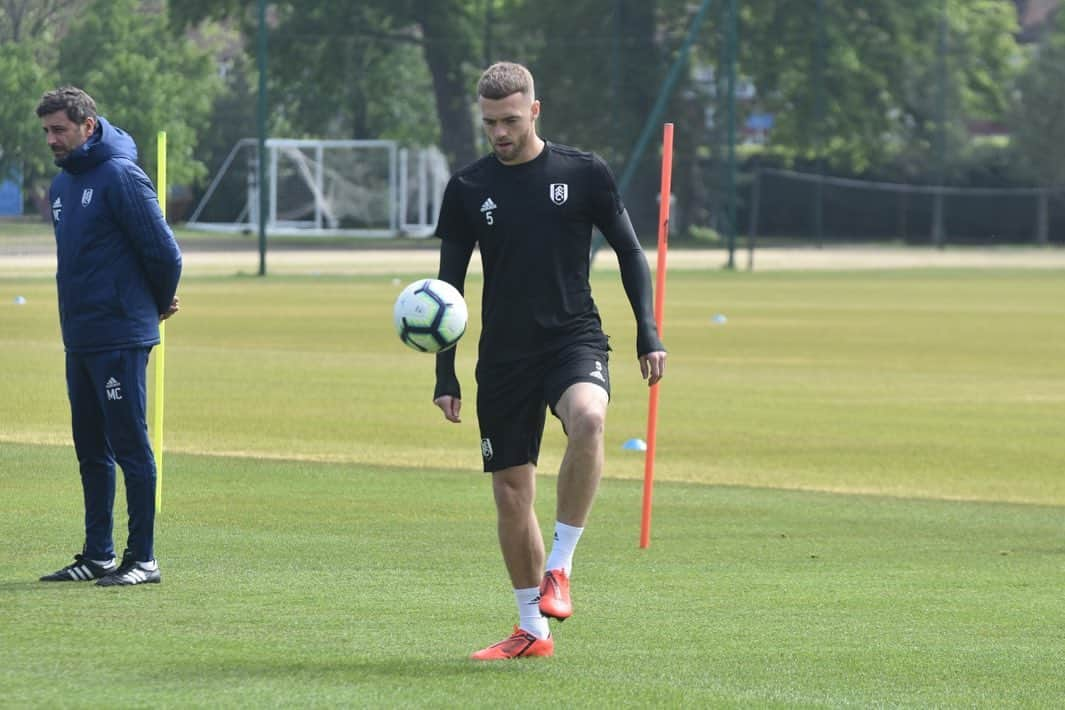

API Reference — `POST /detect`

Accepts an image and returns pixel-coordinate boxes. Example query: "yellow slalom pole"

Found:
[153,131,167,513]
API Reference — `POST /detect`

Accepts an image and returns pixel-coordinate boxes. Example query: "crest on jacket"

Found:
[81,188,94,207]
[52,197,62,222]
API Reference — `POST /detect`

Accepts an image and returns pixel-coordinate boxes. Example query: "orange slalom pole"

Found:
[640,123,673,549]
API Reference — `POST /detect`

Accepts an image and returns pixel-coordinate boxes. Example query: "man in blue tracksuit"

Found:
[36,87,182,587]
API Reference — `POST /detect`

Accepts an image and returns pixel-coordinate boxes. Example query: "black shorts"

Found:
[475,342,611,472]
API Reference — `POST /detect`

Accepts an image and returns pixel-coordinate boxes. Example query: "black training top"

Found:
[435,142,626,363]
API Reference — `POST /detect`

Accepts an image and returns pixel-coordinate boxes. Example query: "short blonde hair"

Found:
[477,62,535,101]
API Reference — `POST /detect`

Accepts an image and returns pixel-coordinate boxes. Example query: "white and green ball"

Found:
[393,279,468,353]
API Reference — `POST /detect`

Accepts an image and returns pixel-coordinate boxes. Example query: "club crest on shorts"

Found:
[481,437,494,461]
[81,188,94,207]
[549,183,568,206]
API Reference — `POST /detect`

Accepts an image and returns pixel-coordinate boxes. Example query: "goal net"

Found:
[186,138,449,238]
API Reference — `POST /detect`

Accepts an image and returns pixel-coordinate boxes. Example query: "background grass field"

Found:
[2,250,1065,707]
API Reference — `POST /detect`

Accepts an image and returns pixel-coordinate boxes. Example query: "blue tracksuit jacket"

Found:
[48,116,182,352]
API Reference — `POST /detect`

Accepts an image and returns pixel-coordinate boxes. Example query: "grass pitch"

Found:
[2,260,1064,707]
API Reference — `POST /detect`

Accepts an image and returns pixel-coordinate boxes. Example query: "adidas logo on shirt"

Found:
[52,196,62,223]
[480,197,497,226]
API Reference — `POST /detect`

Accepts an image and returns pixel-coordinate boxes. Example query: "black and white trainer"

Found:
[40,554,118,582]
[95,558,161,587]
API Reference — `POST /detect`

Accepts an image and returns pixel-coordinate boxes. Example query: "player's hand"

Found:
[639,350,667,387]
[434,395,462,423]
[160,296,180,321]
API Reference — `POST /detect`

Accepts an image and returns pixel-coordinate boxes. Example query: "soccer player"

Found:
[432,62,667,660]
[36,87,182,587]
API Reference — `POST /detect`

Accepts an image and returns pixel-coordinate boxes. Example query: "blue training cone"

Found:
[622,438,647,451]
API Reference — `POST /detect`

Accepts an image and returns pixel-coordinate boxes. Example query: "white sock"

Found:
[514,586,549,639]
[545,521,584,577]
[136,560,158,571]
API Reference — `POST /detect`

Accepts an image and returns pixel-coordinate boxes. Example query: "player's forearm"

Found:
[434,346,461,399]
[601,210,665,356]
[433,238,473,398]
[619,256,664,356]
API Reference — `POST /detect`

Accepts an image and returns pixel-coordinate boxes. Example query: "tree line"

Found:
[2,0,1062,238]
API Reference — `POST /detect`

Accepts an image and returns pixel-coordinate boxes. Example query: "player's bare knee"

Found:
[492,471,535,513]
[565,405,606,442]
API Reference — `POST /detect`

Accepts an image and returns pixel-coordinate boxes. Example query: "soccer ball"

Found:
[393,278,468,353]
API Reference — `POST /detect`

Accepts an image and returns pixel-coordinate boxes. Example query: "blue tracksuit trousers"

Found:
[65,347,156,562]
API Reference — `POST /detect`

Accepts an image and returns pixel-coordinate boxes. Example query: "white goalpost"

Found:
[185,138,449,238]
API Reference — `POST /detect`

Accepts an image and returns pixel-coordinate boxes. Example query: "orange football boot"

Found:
[538,568,572,620]
[470,626,554,661]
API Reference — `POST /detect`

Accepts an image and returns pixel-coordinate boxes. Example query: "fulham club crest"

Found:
[549,183,568,206]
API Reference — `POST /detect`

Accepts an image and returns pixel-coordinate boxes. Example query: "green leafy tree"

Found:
[1011,7,1065,187]
[1,1,89,214]
[492,0,664,164]
[735,0,1020,175]
[475,0,673,231]
[170,0,481,169]
[169,0,1028,238]
[0,42,57,209]
[59,0,220,189]
[263,4,439,143]
[0,0,90,43]
[410,0,481,166]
